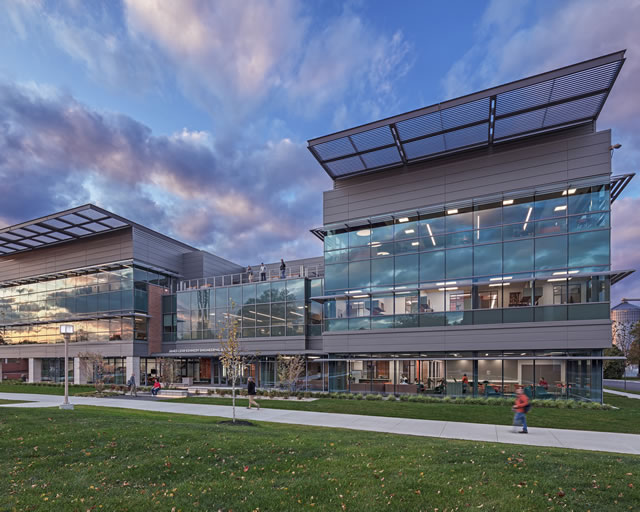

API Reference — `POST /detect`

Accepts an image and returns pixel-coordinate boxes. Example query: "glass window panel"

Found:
[394,254,418,284]
[269,281,285,302]
[228,286,242,307]
[419,250,445,283]
[310,279,323,297]
[446,311,472,325]
[474,244,502,277]
[287,325,305,336]
[349,227,371,247]
[349,317,370,330]
[325,230,348,251]
[474,202,502,228]
[535,235,567,270]
[535,280,567,305]
[370,242,394,258]
[370,316,394,329]
[242,328,256,338]
[535,218,567,236]
[243,284,256,305]
[568,231,609,267]
[588,276,609,303]
[446,286,472,311]
[569,212,609,232]
[271,303,286,324]
[272,325,286,336]
[370,222,394,244]
[256,326,270,337]
[347,298,370,317]
[371,258,394,287]
[242,305,256,327]
[476,285,503,309]
[325,249,348,264]
[535,305,567,322]
[371,295,393,316]
[420,312,445,326]
[109,292,121,311]
[98,293,109,312]
[419,213,445,237]
[568,303,610,320]
[475,227,502,244]
[348,260,370,289]
[568,184,609,214]
[286,301,305,324]
[473,309,502,324]
[349,246,371,261]
[503,307,534,323]
[256,282,271,303]
[395,293,418,314]
[504,280,533,307]
[503,239,534,273]
[215,288,227,308]
[285,279,305,301]
[535,191,567,219]
[395,239,422,254]
[419,288,445,312]
[324,263,348,291]
[395,314,418,328]
[445,209,473,232]
[325,319,348,332]
[255,304,270,325]
[446,231,473,248]
[395,220,419,240]
[446,247,472,279]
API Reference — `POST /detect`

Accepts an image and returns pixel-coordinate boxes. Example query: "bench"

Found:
[156,389,188,398]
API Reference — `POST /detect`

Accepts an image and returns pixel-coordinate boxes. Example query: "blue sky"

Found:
[1,0,639,303]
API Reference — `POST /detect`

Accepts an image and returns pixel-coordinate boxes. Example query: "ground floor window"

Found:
[41,358,73,383]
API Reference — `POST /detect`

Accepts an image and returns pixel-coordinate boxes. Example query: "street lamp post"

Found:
[59,324,74,410]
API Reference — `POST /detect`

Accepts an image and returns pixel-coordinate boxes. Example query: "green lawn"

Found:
[0,383,97,395]
[168,394,640,434]
[606,387,640,396]
[0,407,637,511]
[0,399,27,405]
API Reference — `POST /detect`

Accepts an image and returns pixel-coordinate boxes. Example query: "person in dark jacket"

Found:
[247,376,260,410]
[280,259,286,279]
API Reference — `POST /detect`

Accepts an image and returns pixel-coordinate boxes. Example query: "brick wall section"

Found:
[147,284,166,355]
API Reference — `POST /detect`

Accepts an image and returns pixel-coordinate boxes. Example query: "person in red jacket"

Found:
[512,387,529,434]
[151,379,161,397]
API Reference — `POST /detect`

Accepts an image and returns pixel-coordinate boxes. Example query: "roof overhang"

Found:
[308,50,626,180]
[610,173,635,203]
[0,205,131,256]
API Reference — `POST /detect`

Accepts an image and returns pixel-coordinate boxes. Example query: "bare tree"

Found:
[612,321,635,373]
[219,303,244,423]
[277,354,305,393]
[77,352,105,392]
[630,322,640,377]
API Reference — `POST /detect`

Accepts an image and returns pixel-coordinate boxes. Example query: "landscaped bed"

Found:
[0,406,638,511]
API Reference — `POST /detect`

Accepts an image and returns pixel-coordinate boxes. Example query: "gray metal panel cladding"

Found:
[321,321,612,353]
[323,128,610,225]
[132,226,191,274]
[0,340,139,358]
[0,229,134,283]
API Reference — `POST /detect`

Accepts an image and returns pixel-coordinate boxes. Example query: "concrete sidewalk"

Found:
[605,388,640,399]
[1,392,639,455]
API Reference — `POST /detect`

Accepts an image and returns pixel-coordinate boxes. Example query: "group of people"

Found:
[246,259,287,282]
[127,374,162,397]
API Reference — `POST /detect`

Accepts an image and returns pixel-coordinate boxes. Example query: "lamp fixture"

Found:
[503,199,514,205]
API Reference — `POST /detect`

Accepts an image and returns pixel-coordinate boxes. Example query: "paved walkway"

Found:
[605,388,640,399]
[1,392,639,455]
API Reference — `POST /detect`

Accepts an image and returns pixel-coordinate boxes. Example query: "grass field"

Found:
[0,406,638,511]
[0,383,97,395]
[168,393,640,434]
[605,387,640,396]
[0,399,27,405]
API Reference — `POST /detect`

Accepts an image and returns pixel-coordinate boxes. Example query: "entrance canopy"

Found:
[308,51,625,179]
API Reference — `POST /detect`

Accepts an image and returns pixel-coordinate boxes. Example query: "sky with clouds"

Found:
[0,0,638,304]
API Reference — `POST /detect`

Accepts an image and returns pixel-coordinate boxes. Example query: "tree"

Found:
[219,304,244,423]
[612,321,635,374]
[277,354,305,393]
[157,358,178,388]
[630,323,640,377]
[603,346,625,379]
[78,352,105,392]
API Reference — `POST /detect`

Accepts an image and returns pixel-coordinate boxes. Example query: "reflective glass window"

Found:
[446,286,472,311]
[474,244,502,276]
[325,249,348,264]
[256,283,271,303]
[419,213,445,237]
[395,254,418,284]
[370,242,394,258]
[395,293,418,314]
[569,212,609,232]
[445,209,473,232]
[285,279,305,301]
[271,303,286,324]
[535,236,567,270]
[243,284,256,304]
[370,222,394,244]
[286,301,305,324]
[370,258,394,286]
[349,260,370,289]
[349,246,370,261]
[325,230,348,251]
[271,281,286,302]
[371,295,393,316]
[475,227,501,243]
[255,304,270,326]
[395,219,419,240]
[419,251,445,282]
[535,279,567,305]
[588,275,609,302]
[503,197,534,225]
[177,292,191,311]
[535,218,567,236]
[504,280,533,307]
[242,305,256,327]
[476,284,504,309]
[347,298,370,317]
[446,247,472,278]
[568,231,609,267]
[419,287,445,312]
[446,231,473,248]
[474,202,502,229]
[324,298,347,319]
[215,288,227,308]
[568,184,609,214]
[228,286,242,307]
[395,239,423,254]
[535,191,566,219]
[503,239,534,273]
[324,263,348,291]
[349,227,371,247]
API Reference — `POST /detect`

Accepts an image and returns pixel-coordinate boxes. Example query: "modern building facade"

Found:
[0,51,635,401]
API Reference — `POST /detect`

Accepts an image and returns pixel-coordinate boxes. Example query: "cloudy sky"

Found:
[1,0,639,303]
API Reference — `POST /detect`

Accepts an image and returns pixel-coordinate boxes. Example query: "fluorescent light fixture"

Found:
[547,277,569,282]
[438,287,459,291]
[503,276,513,280]
[552,271,568,276]
[489,283,510,287]
[554,205,567,212]
[297,306,305,309]
[405,229,415,234]
[523,207,532,231]
[477,216,480,239]
[503,199,514,205]
[356,229,371,237]
[398,217,409,223]
[436,281,457,286]
[369,242,381,247]
[349,290,362,294]
[489,277,503,281]
[562,189,577,196]
[426,224,436,246]
[568,270,579,274]
[447,209,458,215]
[377,251,389,256]
[352,295,368,298]
[411,241,419,246]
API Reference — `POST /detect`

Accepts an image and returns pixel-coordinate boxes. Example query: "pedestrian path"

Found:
[604,388,640,399]
[1,392,639,455]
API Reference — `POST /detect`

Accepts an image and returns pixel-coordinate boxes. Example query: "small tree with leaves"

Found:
[219,304,244,423]
[277,354,305,393]
[612,321,636,374]
[78,352,105,392]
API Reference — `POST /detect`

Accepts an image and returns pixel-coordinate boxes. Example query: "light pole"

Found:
[59,324,74,410]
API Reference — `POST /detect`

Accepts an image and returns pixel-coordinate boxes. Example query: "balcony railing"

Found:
[178,264,324,291]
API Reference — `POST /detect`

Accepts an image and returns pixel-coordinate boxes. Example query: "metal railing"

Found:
[178,264,324,291]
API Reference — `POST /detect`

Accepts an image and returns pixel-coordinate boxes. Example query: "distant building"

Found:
[611,300,640,326]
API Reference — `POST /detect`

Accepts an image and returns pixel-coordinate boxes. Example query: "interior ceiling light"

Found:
[562,189,577,196]
[554,205,567,211]
[356,229,371,237]
[377,251,389,256]
[405,229,415,234]
[447,209,459,215]
[568,270,579,274]
[503,199,514,205]
[398,217,409,223]
[489,283,510,287]
[411,241,420,246]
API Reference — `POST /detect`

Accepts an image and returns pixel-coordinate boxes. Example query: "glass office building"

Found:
[0,51,634,402]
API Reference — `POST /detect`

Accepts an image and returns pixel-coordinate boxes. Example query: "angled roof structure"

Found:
[308,50,626,179]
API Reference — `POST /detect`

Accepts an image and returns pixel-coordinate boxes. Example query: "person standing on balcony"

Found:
[247,265,254,282]
[260,263,266,281]
[280,259,286,279]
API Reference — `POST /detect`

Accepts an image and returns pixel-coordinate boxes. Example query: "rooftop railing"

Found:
[178,264,324,292]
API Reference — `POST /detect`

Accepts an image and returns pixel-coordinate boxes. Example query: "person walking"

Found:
[247,265,254,283]
[127,374,137,397]
[512,387,530,434]
[260,263,266,281]
[247,376,260,410]
[280,259,286,279]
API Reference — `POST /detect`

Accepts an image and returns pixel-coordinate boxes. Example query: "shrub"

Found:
[365,394,383,401]
[303,392,312,398]
[399,394,410,401]
[354,393,364,400]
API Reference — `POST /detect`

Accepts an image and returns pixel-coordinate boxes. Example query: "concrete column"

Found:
[126,356,141,386]
[73,357,89,385]
[0,360,3,382]
[28,358,42,383]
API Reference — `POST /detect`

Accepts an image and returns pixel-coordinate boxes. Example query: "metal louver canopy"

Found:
[308,50,625,179]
